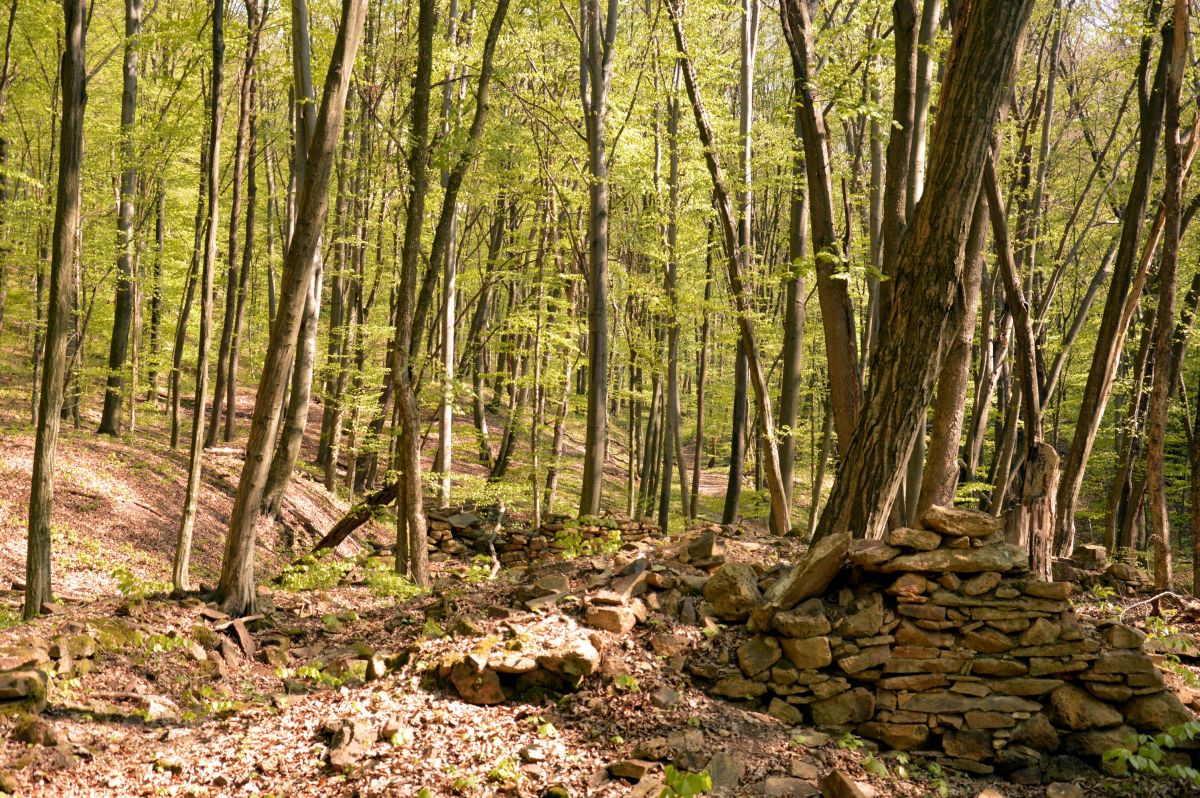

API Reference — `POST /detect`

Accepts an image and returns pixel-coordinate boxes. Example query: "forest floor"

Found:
[0,344,1196,797]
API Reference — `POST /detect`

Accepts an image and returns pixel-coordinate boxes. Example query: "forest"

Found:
[0,0,1198,795]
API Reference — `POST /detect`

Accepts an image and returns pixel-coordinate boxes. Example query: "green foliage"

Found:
[363,562,425,600]
[277,551,354,592]
[553,526,622,559]
[1103,721,1200,785]
[612,673,640,693]
[659,765,712,797]
[112,566,168,601]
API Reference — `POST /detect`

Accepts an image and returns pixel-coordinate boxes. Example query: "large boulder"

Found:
[704,562,761,621]
[920,504,1003,537]
[872,543,1026,574]
[762,533,850,611]
[1050,684,1122,730]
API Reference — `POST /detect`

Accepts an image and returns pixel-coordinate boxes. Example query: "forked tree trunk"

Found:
[1146,0,1188,590]
[812,0,1035,543]
[25,0,86,619]
[216,0,366,615]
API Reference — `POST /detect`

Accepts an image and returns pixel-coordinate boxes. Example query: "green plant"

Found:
[277,551,354,591]
[659,765,712,797]
[363,564,424,599]
[836,731,864,751]
[1103,721,1200,784]
[613,674,640,693]
[112,565,168,600]
[1090,583,1119,617]
[863,755,888,778]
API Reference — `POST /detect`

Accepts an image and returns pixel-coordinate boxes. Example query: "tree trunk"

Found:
[812,0,1035,543]
[1054,0,1170,556]
[578,0,618,518]
[1146,0,1187,590]
[173,0,225,593]
[98,0,142,436]
[25,0,85,619]
[216,0,366,614]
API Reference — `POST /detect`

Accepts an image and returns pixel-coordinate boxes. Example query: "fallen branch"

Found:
[306,481,398,556]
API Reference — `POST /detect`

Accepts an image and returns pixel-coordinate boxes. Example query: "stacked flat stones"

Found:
[425,507,660,563]
[719,505,1194,780]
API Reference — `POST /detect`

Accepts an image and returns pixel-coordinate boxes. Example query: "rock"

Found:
[769,697,805,725]
[836,592,884,639]
[447,511,480,530]
[759,776,819,797]
[961,572,1001,596]
[773,600,832,638]
[0,669,47,714]
[887,528,942,551]
[819,770,867,798]
[1102,623,1146,650]
[449,657,506,705]
[1125,690,1194,731]
[1045,784,1084,798]
[327,720,373,772]
[12,713,64,747]
[887,573,927,597]
[537,633,601,681]
[1072,544,1107,569]
[1043,755,1097,783]
[858,722,929,750]
[739,636,783,676]
[781,636,832,670]
[809,687,874,727]
[48,634,95,660]
[584,605,636,634]
[711,676,768,699]
[1064,725,1134,757]
[687,532,724,562]
[609,759,656,780]
[1019,618,1060,646]
[707,751,744,793]
[649,686,679,709]
[0,770,17,794]
[650,632,688,658]
[944,730,991,760]
[704,562,762,621]
[1092,649,1155,675]
[848,540,900,567]
[763,533,851,611]
[874,543,1026,574]
[921,504,1003,537]
[1050,684,1122,730]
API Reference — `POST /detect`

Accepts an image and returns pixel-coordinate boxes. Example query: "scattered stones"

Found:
[819,770,867,798]
[609,759,656,781]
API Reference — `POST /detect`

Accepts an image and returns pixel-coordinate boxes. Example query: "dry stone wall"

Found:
[717,505,1195,781]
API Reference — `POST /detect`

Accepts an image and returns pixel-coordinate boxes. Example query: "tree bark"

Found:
[216,0,366,614]
[98,0,142,436]
[812,0,1035,543]
[173,0,225,593]
[25,0,85,619]
[1146,0,1188,590]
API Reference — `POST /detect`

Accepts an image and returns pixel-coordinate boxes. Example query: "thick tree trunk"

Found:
[812,0,1035,543]
[98,0,142,436]
[216,0,366,614]
[25,0,85,619]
